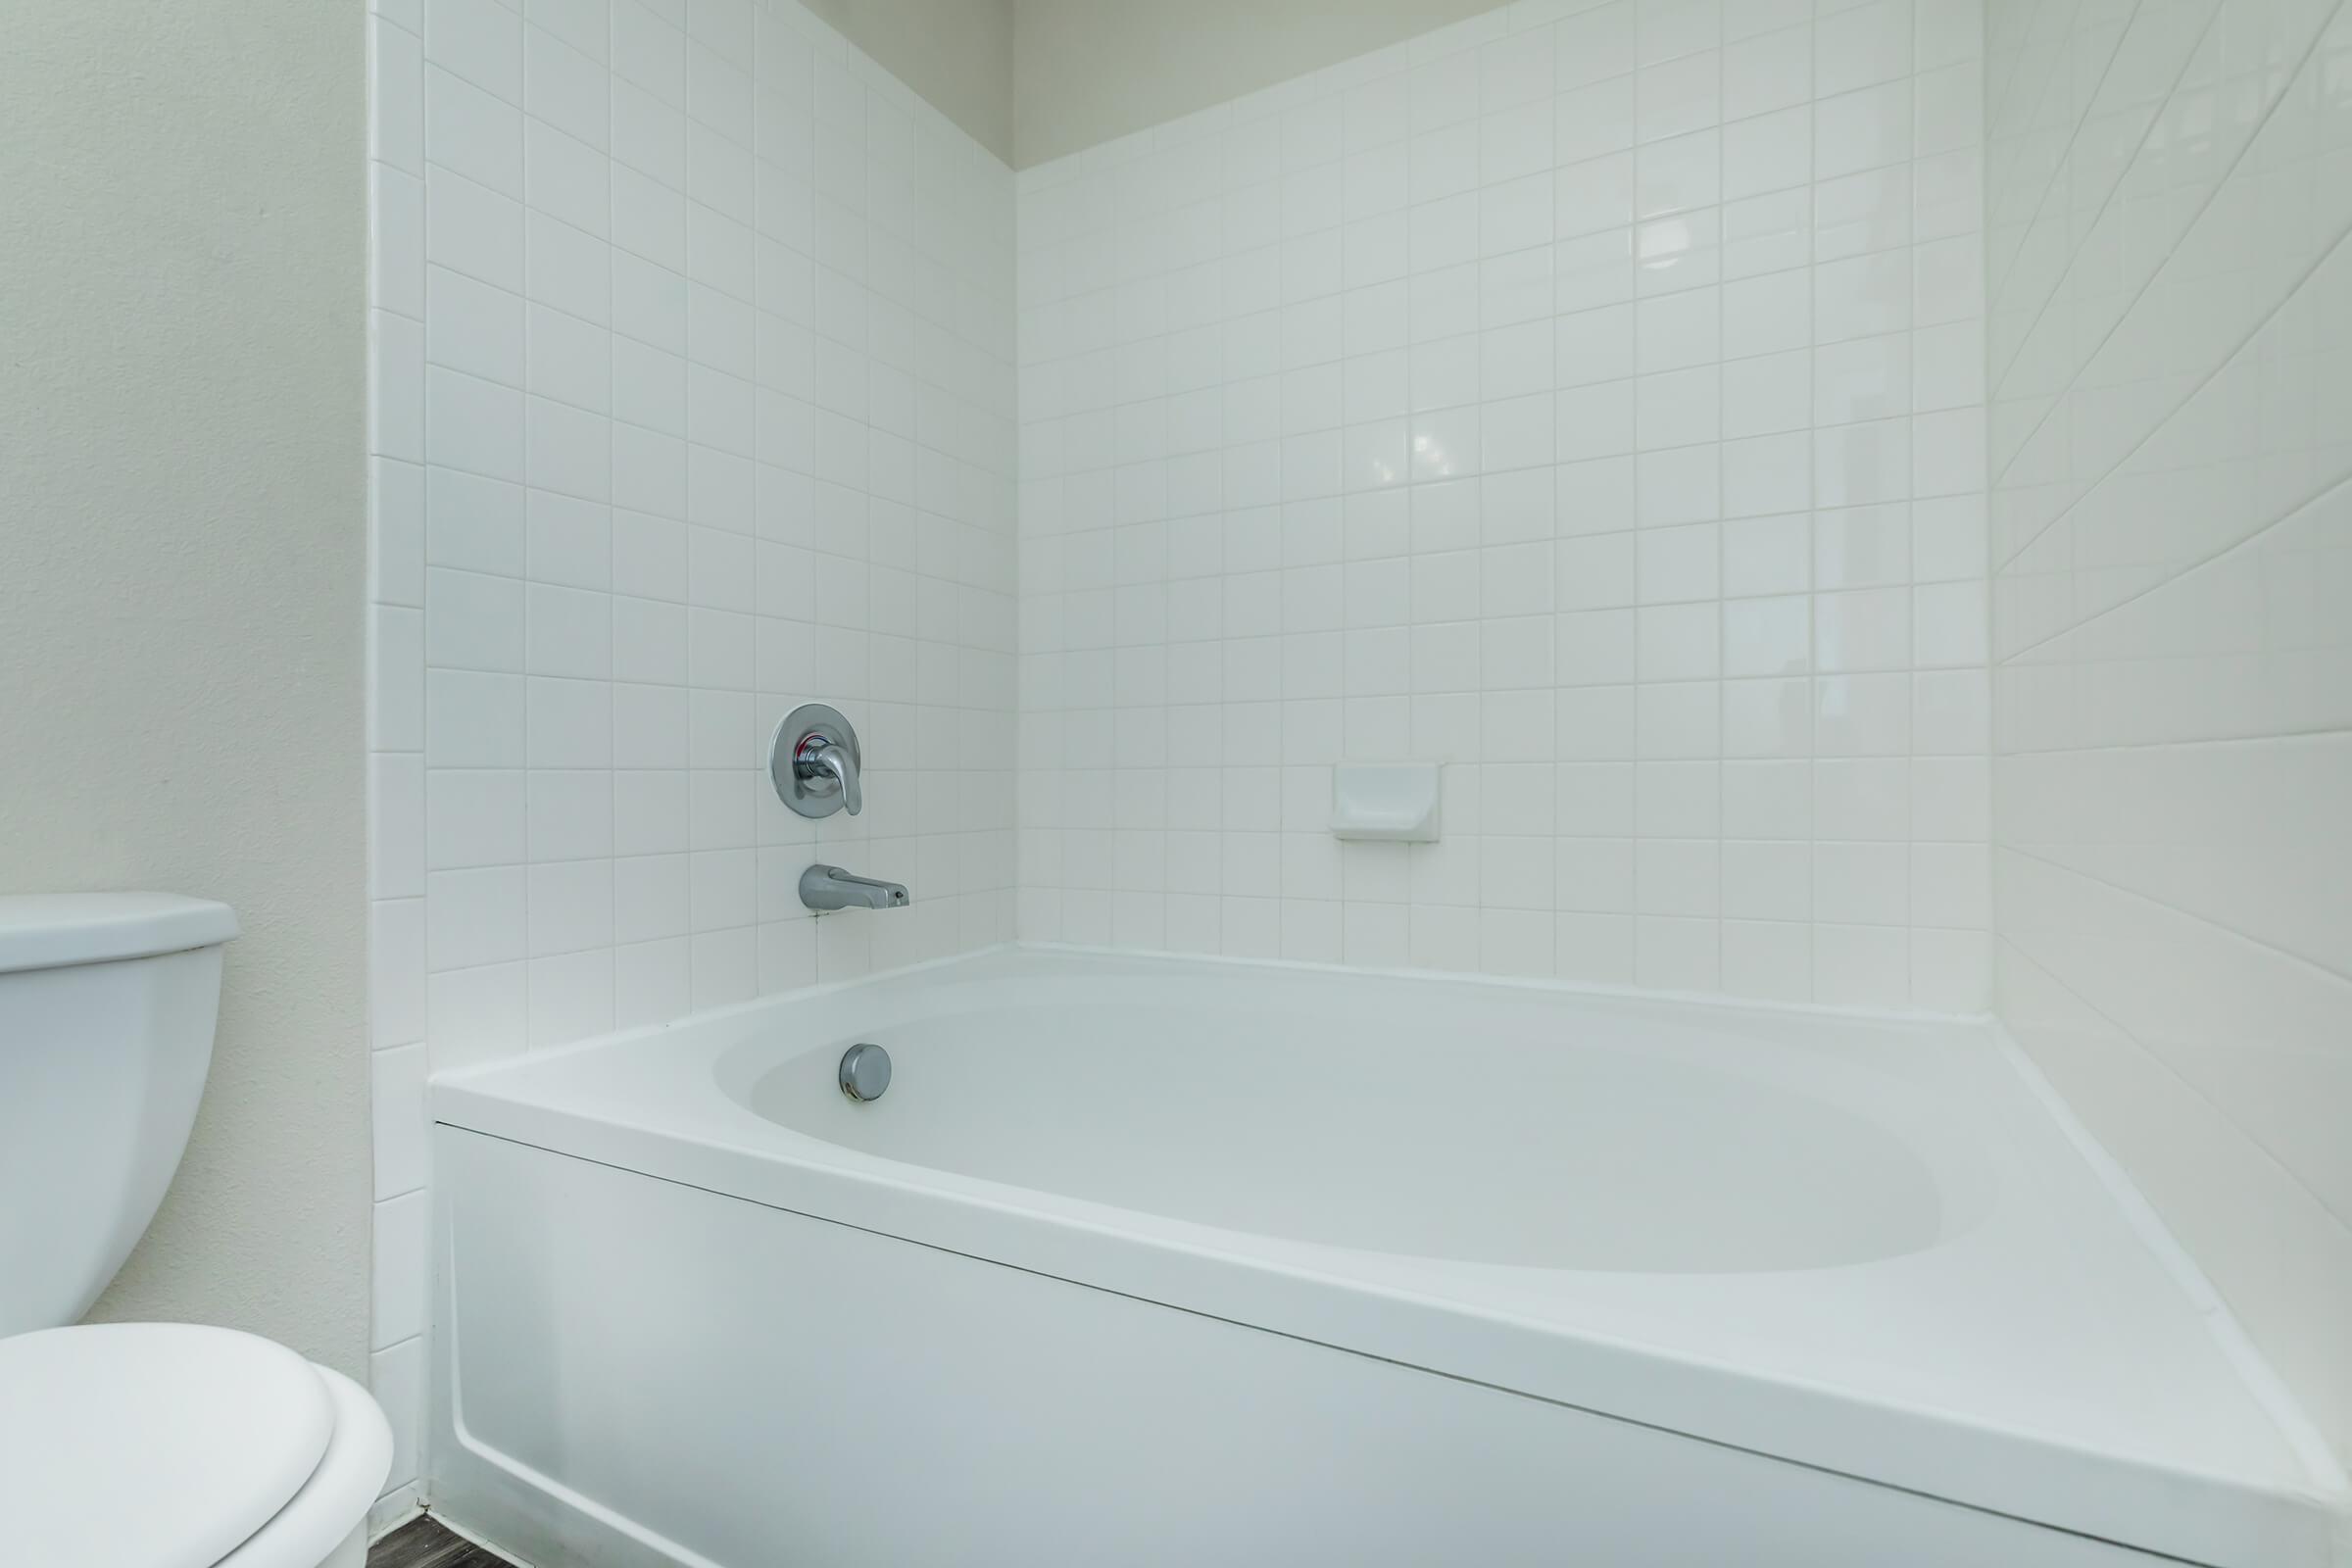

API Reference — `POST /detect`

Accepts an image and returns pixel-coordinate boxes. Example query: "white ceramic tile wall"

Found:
[366,0,1017,1511]
[359,0,2352,1510]
[1985,0,2352,1461]
[1013,0,1992,1008]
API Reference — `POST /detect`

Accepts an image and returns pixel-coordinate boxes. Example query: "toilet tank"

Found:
[0,895,238,1337]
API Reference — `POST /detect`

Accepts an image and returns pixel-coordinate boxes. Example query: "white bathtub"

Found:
[425,949,2343,1567]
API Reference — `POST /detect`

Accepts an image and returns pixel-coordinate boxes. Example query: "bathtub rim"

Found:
[427,942,2348,1568]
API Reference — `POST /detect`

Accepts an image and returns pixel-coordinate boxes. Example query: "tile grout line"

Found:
[1992,191,2352,582]
[1994,463,2352,668]
[2000,839,2352,1004]
[1977,0,2070,210]
[1993,724,2352,759]
[1983,971,2350,1495]
[1984,0,2219,401]
[1988,0,2351,530]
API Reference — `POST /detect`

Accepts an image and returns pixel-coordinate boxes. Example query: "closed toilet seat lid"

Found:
[0,1323,335,1568]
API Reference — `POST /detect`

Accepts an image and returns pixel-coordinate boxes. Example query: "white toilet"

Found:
[0,894,391,1568]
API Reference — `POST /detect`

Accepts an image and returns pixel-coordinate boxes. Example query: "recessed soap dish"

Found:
[1330,762,1442,842]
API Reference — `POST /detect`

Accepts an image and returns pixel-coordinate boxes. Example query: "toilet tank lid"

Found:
[0,894,238,974]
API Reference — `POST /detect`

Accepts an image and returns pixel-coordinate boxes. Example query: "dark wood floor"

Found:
[369,1516,520,1568]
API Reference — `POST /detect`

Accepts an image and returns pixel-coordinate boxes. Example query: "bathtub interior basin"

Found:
[736,999,1980,1274]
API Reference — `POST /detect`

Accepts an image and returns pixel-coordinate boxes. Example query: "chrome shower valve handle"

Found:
[797,732,861,814]
[771,703,864,819]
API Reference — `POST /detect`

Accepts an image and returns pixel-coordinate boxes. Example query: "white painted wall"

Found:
[1014,0,1993,1008]
[0,3,369,1378]
[1984,0,2352,1464]
[365,0,1017,1517]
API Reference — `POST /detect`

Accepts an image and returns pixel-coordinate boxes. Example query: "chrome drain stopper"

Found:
[839,1042,891,1102]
